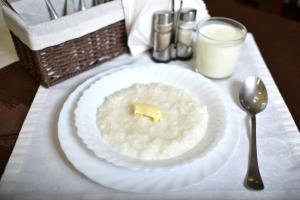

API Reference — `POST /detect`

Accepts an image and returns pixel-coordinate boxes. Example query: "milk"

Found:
[195,22,246,78]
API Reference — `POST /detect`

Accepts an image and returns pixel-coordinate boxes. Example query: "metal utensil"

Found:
[80,0,86,11]
[45,0,58,20]
[0,0,18,14]
[172,0,175,13]
[94,0,103,6]
[239,76,268,190]
[65,0,75,15]
[174,0,183,49]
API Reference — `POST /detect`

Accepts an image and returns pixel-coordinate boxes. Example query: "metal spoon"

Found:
[80,0,86,11]
[0,0,18,14]
[45,0,58,20]
[239,76,268,190]
[65,0,75,15]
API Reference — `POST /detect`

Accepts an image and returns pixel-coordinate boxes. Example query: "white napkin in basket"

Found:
[122,0,210,56]
[9,0,107,25]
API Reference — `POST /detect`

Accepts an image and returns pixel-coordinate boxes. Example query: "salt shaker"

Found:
[176,9,197,60]
[152,11,174,63]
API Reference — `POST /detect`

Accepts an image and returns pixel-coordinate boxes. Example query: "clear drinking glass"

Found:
[194,17,247,79]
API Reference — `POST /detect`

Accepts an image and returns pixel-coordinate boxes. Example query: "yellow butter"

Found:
[133,103,162,122]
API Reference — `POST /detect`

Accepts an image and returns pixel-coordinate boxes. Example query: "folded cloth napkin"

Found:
[122,0,210,56]
[9,0,97,25]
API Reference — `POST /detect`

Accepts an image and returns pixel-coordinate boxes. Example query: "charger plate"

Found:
[58,63,240,192]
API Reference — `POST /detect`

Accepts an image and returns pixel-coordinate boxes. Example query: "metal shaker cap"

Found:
[153,10,174,25]
[179,8,197,22]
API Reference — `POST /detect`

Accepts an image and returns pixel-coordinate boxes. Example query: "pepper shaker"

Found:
[152,11,174,63]
[176,8,197,60]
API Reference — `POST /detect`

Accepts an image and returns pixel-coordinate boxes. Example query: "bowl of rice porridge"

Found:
[75,65,227,171]
[97,83,208,161]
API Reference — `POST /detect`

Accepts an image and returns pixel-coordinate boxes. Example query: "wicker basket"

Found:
[11,21,128,87]
[6,1,128,87]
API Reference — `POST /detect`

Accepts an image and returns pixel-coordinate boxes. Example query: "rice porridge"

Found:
[96,83,208,160]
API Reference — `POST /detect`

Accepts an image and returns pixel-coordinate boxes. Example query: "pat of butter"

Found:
[133,103,162,122]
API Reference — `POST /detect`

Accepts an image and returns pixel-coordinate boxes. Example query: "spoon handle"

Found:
[45,0,58,20]
[246,115,264,190]
[80,0,86,11]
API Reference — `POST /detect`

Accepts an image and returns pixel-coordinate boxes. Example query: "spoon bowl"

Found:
[239,76,268,190]
[239,76,268,114]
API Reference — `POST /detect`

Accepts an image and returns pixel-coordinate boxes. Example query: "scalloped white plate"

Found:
[74,64,228,171]
[57,64,240,192]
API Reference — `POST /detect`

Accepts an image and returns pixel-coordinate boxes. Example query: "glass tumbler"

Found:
[194,17,247,79]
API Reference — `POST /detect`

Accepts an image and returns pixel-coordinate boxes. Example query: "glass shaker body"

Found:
[152,11,174,63]
[176,22,195,59]
[176,8,197,60]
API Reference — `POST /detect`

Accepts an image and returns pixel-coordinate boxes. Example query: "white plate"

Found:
[58,63,240,193]
[74,64,228,171]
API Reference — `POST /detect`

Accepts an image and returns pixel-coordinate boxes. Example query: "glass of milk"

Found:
[194,17,247,79]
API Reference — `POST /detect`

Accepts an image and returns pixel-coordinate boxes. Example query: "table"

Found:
[2,33,300,199]
[0,0,299,180]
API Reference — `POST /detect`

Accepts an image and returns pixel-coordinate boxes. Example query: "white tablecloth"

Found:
[0,34,299,200]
